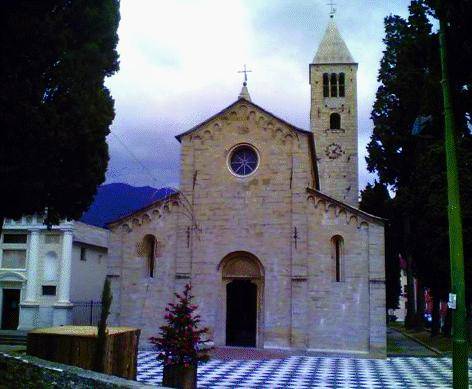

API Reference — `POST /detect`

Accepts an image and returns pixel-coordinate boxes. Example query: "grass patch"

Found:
[387,336,407,355]
[409,331,453,353]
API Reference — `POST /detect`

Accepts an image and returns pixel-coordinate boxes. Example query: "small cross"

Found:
[186,226,191,248]
[293,227,299,249]
[238,64,252,85]
[327,0,336,18]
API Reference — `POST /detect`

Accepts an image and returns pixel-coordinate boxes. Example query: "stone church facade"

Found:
[107,19,386,356]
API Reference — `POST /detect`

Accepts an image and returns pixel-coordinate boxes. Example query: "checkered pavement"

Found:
[137,351,470,388]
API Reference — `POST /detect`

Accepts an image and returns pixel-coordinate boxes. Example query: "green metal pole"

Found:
[437,6,469,389]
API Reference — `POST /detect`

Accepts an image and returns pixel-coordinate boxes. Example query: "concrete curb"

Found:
[390,327,444,356]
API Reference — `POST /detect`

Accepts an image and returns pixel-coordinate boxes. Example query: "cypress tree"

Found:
[0,1,120,231]
[366,0,472,332]
[93,277,113,373]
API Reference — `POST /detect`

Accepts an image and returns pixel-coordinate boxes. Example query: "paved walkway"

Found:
[137,351,469,388]
[137,331,453,387]
[387,327,438,357]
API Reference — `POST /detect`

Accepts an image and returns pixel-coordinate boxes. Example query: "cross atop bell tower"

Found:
[309,16,359,206]
[327,0,336,19]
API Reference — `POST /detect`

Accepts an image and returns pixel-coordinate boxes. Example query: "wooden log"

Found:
[27,326,140,380]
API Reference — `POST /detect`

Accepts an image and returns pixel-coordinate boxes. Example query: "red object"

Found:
[399,254,407,270]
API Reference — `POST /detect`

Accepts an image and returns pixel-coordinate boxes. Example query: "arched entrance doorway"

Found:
[219,251,264,348]
[226,280,257,346]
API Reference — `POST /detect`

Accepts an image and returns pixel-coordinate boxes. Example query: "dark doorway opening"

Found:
[1,289,20,330]
[226,280,257,347]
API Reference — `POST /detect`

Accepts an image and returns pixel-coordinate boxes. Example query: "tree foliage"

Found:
[93,277,113,373]
[365,0,472,329]
[0,0,120,228]
[150,284,212,367]
[360,181,401,311]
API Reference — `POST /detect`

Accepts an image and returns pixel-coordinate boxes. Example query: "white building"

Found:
[0,216,108,330]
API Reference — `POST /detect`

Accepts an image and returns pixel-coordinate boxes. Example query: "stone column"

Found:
[53,228,73,325]
[18,228,41,330]
[25,229,40,302]
[57,229,73,304]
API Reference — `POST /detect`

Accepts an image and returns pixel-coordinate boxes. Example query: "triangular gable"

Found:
[175,98,320,189]
[175,97,311,142]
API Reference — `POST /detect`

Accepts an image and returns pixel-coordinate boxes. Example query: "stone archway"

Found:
[218,251,264,348]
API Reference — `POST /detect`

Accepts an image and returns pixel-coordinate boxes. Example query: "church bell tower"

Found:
[310,15,358,206]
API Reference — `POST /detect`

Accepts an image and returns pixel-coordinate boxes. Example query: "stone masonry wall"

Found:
[178,101,314,348]
[107,99,386,356]
[0,352,155,388]
[107,202,181,343]
[305,193,385,353]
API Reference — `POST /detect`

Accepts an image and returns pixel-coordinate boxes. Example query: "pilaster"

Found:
[53,228,73,325]
[57,228,73,304]
[18,228,40,330]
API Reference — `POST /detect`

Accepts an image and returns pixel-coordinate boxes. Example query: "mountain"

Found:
[80,183,176,228]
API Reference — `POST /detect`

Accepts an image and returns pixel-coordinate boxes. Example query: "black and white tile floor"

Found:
[137,351,470,388]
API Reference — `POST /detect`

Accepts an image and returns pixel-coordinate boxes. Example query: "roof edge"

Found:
[310,62,358,66]
[106,192,179,227]
[306,187,386,225]
[175,98,311,142]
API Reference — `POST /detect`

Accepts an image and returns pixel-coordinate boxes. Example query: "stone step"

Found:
[0,338,27,345]
[0,331,28,345]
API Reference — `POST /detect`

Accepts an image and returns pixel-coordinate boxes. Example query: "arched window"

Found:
[322,73,329,97]
[143,235,156,278]
[330,113,341,129]
[331,235,344,282]
[338,73,345,97]
[330,73,338,97]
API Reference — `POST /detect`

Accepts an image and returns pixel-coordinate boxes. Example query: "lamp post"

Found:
[437,2,468,387]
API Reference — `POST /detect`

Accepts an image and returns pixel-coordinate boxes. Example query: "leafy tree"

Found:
[366,0,472,333]
[0,1,120,231]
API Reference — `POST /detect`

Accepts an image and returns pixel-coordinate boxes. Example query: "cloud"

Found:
[105,0,411,192]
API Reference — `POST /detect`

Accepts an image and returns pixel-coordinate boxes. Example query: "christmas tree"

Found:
[150,284,211,367]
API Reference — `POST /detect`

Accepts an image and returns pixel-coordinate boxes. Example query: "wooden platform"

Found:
[27,326,140,380]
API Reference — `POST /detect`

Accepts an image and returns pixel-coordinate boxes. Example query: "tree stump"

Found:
[162,363,197,389]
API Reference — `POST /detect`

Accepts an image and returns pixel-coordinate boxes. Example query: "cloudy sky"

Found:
[105,0,412,191]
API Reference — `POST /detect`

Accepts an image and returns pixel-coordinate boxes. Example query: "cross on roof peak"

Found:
[238,64,252,86]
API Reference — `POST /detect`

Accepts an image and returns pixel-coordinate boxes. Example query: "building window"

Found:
[332,235,344,282]
[143,235,156,278]
[1,249,27,269]
[42,285,56,296]
[80,247,87,261]
[339,73,345,97]
[330,113,341,129]
[2,234,27,244]
[323,73,329,97]
[43,251,58,282]
[330,73,338,97]
[228,144,259,177]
